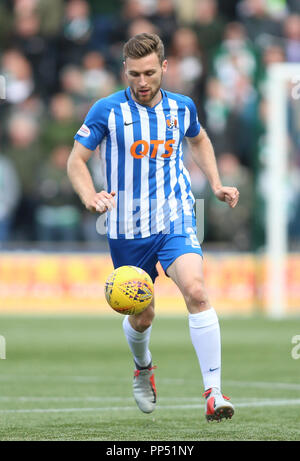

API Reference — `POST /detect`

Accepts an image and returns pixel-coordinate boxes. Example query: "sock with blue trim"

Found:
[189,308,221,391]
[123,315,152,368]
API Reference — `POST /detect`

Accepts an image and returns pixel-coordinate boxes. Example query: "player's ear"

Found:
[162,59,168,74]
[123,60,128,78]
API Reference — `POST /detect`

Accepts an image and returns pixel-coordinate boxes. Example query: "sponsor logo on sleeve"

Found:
[77,124,91,137]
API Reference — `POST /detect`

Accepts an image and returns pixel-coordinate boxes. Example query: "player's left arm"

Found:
[186,129,240,208]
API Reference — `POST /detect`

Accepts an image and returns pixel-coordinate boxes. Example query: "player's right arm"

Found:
[67,140,116,213]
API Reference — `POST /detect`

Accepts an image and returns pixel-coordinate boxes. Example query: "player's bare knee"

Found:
[131,305,154,331]
[133,315,153,332]
[184,280,209,311]
[138,318,153,331]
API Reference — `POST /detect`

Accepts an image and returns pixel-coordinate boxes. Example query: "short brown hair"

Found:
[123,33,165,64]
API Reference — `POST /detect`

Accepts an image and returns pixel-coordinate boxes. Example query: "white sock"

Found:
[189,308,221,391]
[122,315,152,368]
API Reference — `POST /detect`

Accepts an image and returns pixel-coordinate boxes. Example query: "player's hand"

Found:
[214,186,239,208]
[86,191,116,214]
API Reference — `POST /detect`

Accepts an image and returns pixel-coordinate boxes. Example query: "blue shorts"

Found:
[108,230,203,283]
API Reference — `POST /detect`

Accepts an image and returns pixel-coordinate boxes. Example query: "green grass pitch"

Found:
[0,315,299,441]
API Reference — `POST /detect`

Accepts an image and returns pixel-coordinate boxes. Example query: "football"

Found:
[104,265,154,315]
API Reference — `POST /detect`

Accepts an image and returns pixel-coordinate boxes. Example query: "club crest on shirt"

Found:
[77,123,90,137]
[166,114,178,130]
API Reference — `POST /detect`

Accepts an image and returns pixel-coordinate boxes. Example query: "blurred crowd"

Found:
[0,0,299,250]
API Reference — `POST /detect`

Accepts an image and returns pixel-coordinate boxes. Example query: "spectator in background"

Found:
[34,144,81,242]
[161,55,188,95]
[204,77,231,156]
[191,0,225,69]
[261,42,286,67]
[283,14,300,62]
[111,0,146,44]
[6,113,42,240]
[257,43,286,96]
[165,27,204,108]
[183,145,207,199]
[109,0,149,68]
[41,93,79,155]
[36,0,64,38]
[59,64,90,120]
[58,0,93,68]
[223,72,258,168]
[210,22,259,91]
[11,3,58,99]
[237,0,283,47]
[208,22,259,165]
[86,0,124,63]
[203,152,254,250]
[204,73,258,168]
[149,0,179,54]
[1,49,34,104]
[6,113,41,194]
[126,18,159,40]
[0,154,20,242]
[81,51,117,99]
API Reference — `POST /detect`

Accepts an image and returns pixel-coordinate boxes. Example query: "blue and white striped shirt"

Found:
[74,87,201,239]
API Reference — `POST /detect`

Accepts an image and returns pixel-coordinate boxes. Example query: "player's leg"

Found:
[166,253,222,388]
[123,298,157,413]
[108,236,158,413]
[123,298,155,367]
[166,252,234,421]
[122,296,157,414]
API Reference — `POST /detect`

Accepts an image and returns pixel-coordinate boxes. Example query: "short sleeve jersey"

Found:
[74,87,201,239]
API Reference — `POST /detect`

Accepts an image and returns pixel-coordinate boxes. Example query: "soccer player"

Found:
[67,33,239,422]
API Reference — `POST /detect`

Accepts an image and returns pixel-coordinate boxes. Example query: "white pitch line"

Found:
[0,396,292,403]
[0,376,300,390]
[0,375,187,384]
[1,399,300,414]
[0,396,222,402]
[224,380,300,391]
[0,396,133,402]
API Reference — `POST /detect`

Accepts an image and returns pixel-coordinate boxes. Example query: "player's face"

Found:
[124,53,167,107]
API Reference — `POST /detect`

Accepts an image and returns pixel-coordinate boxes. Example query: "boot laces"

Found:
[202,388,230,400]
[134,366,157,378]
